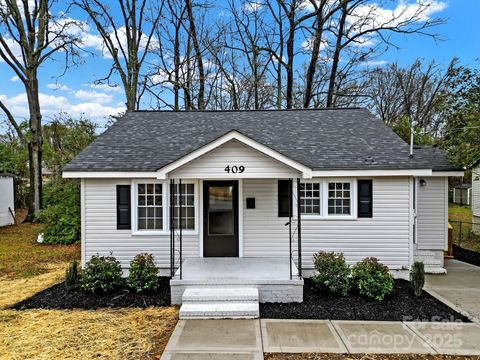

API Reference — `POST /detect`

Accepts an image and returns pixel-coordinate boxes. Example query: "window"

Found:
[278,180,292,217]
[300,182,321,215]
[137,183,163,230]
[172,183,195,230]
[328,182,351,215]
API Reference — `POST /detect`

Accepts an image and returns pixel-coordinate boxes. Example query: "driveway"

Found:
[426,259,480,324]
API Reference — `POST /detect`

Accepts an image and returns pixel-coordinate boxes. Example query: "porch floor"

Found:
[172,257,301,284]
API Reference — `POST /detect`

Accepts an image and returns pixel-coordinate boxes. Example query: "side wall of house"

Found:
[414,176,448,272]
[242,177,412,271]
[473,165,480,234]
[83,179,200,274]
[0,176,14,227]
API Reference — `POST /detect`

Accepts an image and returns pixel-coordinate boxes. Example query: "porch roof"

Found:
[63,109,461,174]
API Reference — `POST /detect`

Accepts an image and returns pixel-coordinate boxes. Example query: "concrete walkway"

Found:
[426,259,480,324]
[161,319,480,359]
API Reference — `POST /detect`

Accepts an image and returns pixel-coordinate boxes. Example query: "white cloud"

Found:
[361,59,388,67]
[243,2,262,12]
[74,89,113,104]
[47,83,71,91]
[10,76,19,82]
[0,92,124,122]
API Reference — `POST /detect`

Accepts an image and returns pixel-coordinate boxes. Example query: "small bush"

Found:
[312,252,350,296]
[65,260,79,289]
[351,257,394,301]
[80,255,123,293]
[127,253,159,293]
[410,261,425,297]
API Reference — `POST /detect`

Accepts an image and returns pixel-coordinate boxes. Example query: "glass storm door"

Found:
[203,181,239,257]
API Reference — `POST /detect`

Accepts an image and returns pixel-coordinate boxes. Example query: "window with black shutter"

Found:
[278,180,292,217]
[117,185,131,229]
[357,180,373,218]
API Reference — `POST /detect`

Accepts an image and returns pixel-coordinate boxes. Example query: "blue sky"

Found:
[0,0,478,131]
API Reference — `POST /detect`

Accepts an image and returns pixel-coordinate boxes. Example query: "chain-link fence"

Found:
[449,219,480,253]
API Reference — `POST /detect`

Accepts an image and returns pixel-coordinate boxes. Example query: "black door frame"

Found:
[203,180,239,257]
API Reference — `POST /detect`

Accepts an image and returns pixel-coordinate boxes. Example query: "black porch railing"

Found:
[170,179,183,279]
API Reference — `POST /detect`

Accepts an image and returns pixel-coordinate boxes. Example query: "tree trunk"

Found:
[185,0,204,110]
[326,2,348,108]
[303,6,326,108]
[285,15,295,109]
[25,75,43,220]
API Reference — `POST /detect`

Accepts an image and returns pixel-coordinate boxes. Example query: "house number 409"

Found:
[224,165,245,174]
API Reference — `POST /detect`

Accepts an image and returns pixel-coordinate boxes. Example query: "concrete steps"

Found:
[179,287,260,319]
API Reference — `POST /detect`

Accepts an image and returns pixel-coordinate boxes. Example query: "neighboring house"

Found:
[452,183,472,206]
[63,109,463,309]
[0,173,15,227]
[472,160,480,234]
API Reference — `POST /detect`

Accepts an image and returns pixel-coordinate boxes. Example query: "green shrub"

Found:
[410,261,425,297]
[65,260,79,289]
[40,179,80,244]
[351,257,394,301]
[312,252,350,296]
[127,253,159,293]
[80,255,123,293]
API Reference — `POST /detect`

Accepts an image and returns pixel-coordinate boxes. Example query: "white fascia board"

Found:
[311,169,433,177]
[429,171,464,177]
[63,171,159,179]
[156,130,312,179]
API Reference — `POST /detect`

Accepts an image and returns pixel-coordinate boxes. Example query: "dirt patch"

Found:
[260,279,469,322]
[453,245,480,267]
[11,277,171,310]
[265,354,480,360]
[0,307,178,360]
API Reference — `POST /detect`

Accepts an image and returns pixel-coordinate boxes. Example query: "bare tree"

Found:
[74,0,162,110]
[0,0,81,219]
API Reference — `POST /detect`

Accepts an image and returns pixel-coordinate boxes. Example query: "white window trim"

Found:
[131,179,199,236]
[299,178,357,220]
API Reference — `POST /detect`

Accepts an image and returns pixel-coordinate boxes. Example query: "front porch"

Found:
[170,257,304,304]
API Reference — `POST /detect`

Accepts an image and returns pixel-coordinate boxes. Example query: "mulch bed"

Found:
[265,353,480,360]
[453,244,480,267]
[11,277,171,310]
[260,278,470,322]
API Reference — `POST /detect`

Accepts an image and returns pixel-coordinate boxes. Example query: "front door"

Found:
[203,181,239,257]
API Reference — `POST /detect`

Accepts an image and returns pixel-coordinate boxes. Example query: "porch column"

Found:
[297,178,302,277]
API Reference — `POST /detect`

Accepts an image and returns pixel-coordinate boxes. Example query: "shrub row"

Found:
[312,252,425,301]
[66,253,160,293]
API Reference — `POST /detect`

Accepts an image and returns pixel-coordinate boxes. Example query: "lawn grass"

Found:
[449,203,473,222]
[0,307,178,360]
[0,219,80,278]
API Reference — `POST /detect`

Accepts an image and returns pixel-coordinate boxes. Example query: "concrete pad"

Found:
[260,319,348,353]
[332,320,435,354]
[406,322,480,356]
[162,319,263,360]
[161,351,262,360]
[426,260,480,323]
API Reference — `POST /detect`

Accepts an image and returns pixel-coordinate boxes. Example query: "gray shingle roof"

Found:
[63,109,460,172]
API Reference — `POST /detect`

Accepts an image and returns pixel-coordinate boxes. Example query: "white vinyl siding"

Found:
[83,179,199,271]
[0,176,14,227]
[473,165,480,217]
[171,139,301,179]
[416,177,447,250]
[243,177,411,270]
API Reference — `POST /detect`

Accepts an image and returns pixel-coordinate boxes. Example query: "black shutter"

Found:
[358,180,373,218]
[278,180,292,217]
[117,185,131,229]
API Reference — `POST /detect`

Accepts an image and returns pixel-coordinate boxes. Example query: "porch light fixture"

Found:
[419,179,427,187]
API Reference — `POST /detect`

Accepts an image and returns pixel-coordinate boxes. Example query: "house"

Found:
[471,160,480,234]
[63,109,463,311]
[0,173,15,227]
[452,183,472,206]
